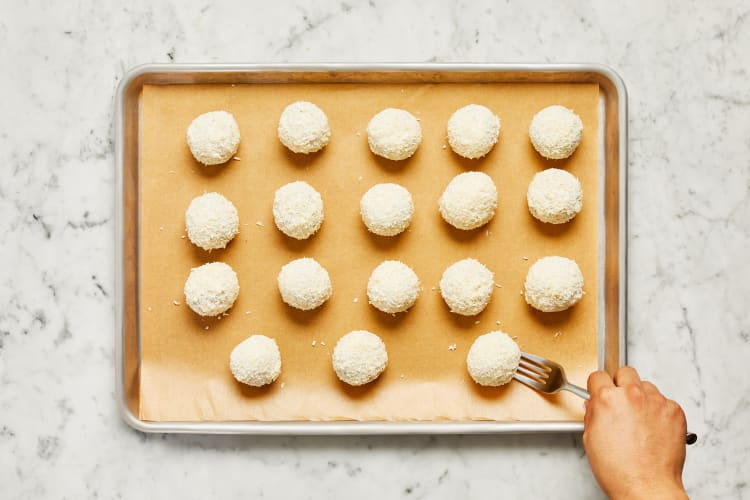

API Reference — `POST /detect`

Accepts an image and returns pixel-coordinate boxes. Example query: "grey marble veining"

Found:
[1,0,748,498]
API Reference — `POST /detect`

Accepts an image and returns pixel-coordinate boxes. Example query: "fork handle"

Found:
[564,382,590,400]
[562,383,697,445]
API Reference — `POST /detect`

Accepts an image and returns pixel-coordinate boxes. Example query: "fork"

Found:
[514,351,697,445]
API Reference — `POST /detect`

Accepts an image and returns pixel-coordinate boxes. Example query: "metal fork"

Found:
[514,351,590,399]
[514,351,698,445]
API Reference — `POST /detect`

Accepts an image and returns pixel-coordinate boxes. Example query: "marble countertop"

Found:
[1,1,748,498]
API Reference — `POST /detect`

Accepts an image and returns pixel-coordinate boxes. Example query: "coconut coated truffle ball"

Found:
[277,101,331,154]
[367,260,420,314]
[439,258,494,316]
[277,257,332,311]
[439,171,498,230]
[184,262,240,317]
[524,256,584,312]
[366,108,422,161]
[360,183,414,236]
[527,168,583,224]
[447,104,500,159]
[529,105,583,160]
[185,192,239,251]
[467,331,521,387]
[332,330,388,386]
[229,335,282,387]
[186,110,240,165]
[273,181,324,240]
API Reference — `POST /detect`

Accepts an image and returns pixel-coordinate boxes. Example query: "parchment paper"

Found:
[139,81,599,421]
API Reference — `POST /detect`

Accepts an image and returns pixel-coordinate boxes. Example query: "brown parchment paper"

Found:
[139,81,599,422]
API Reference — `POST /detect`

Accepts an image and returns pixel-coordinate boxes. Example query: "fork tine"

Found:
[522,351,564,372]
[513,372,545,391]
[519,360,549,378]
[520,352,553,370]
[517,366,547,383]
[520,351,546,363]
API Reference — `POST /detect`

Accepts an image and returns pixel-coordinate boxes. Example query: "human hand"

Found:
[583,367,688,500]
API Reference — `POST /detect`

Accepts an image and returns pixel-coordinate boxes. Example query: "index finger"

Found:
[613,366,642,388]
[587,370,614,395]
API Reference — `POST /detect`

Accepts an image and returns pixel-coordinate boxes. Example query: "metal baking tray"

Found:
[115,63,627,434]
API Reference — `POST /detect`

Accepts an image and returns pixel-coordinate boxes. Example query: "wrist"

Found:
[610,481,688,500]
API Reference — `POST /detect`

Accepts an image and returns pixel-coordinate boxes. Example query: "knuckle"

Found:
[668,400,687,420]
[642,381,658,393]
[625,384,644,402]
[597,386,615,403]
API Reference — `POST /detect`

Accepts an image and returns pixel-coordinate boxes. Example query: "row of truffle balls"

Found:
[184,254,584,320]
[185,167,583,254]
[229,329,522,389]
[186,102,583,165]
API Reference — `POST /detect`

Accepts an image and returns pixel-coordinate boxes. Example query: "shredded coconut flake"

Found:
[229,335,281,387]
[332,331,388,386]
[272,181,324,239]
[186,110,241,165]
[277,257,332,311]
[467,331,520,387]
[366,108,422,161]
[529,105,583,160]
[277,101,331,154]
[440,258,494,316]
[360,183,414,236]
[524,256,584,312]
[527,168,583,224]
[185,192,239,251]
[439,172,498,230]
[367,260,420,314]
[184,262,240,317]
[447,104,500,159]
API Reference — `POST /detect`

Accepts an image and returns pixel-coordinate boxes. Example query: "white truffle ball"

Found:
[273,181,324,240]
[185,192,239,251]
[332,330,388,386]
[439,171,498,230]
[186,110,240,165]
[278,101,331,154]
[229,335,281,387]
[447,104,500,159]
[366,108,422,161]
[529,105,583,160]
[524,256,584,312]
[184,262,240,317]
[467,331,521,387]
[360,183,414,236]
[367,260,420,314]
[527,168,583,224]
[277,257,332,311]
[440,258,494,316]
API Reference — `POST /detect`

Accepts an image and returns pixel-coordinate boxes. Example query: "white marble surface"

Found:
[1,0,749,498]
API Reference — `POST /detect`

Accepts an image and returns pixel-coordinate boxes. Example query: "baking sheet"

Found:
[139,81,599,422]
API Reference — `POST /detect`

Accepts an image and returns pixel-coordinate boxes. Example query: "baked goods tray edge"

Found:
[114,63,627,435]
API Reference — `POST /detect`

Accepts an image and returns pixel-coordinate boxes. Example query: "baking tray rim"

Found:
[114,62,628,435]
